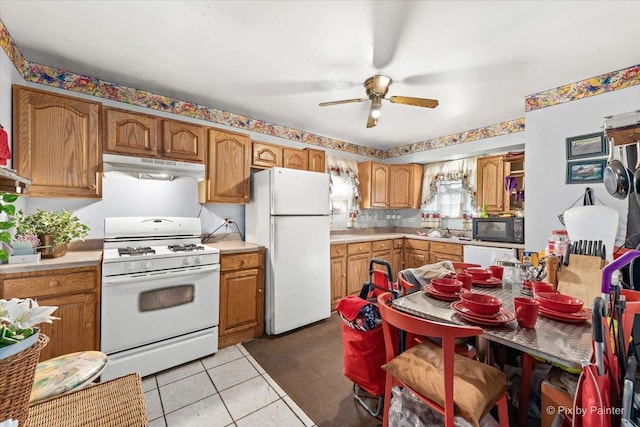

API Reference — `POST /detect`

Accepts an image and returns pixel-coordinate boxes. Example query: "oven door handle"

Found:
[102,264,220,286]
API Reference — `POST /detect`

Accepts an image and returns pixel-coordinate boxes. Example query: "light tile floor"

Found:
[142,343,316,427]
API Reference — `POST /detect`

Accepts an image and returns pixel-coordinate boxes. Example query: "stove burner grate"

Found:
[118,247,156,256]
[168,244,205,252]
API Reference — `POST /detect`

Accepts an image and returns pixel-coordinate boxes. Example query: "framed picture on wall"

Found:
[566,159,607,184]
[566,132,607,160]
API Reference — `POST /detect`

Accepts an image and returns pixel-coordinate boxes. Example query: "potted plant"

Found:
[0,191,19,262]
[0,297,58,359]
[13,208,90,258]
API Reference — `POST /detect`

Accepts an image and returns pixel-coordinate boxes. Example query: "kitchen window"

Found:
[421,157,477,218]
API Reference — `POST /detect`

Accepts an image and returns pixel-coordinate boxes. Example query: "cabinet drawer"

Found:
[371,240,392,252]
[393,239,404,249]
[2,271,96,298]
[347,242,372,256]
[221,252,263,271]
[330,244,346,258]
[404,239,430,251]
[430,242,463,256]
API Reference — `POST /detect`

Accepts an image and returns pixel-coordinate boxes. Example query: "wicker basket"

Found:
[0,334,49,425]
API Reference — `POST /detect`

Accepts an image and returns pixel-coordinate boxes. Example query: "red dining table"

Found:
[392,280,593,426]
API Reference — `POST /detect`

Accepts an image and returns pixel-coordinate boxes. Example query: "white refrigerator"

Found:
[245,167,331,335]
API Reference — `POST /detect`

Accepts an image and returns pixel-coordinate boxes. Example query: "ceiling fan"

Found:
[318,75,439,128]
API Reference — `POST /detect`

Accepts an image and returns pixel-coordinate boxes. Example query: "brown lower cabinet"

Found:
[218,249,265,348]
[330,244,347,309]
[0,265,101,362]
[404,239,430,269]
[430,241,464,264]
[346,242,372,296]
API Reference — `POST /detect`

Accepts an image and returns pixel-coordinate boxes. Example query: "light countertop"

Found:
[204,241,264,254]
[330,233,525,250]
[0,250,103,274]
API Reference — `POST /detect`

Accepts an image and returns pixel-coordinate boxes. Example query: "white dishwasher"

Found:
[463,245,517,268]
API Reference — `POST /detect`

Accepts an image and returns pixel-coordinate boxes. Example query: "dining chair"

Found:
[397,271,416,296]
[376,292,509,427]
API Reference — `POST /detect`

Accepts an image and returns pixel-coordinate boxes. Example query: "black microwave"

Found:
[472,217,524,244]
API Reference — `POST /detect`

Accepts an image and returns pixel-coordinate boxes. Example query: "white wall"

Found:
[524,85,640,252]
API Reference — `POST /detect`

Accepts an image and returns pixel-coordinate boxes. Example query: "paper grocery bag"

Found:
[557,254,605,307]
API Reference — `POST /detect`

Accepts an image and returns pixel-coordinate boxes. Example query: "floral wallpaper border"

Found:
[525,65,640,112]
[1,18,637,159]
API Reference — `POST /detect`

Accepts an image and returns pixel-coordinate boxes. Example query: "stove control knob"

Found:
[183,257,194,266]
[127,262,136,271]
[144,261,152,269]
[195,256,204,264]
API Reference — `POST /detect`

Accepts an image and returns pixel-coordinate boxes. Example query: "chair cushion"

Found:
[382,340,507,427]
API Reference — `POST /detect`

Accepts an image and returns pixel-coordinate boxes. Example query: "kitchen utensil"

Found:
[536,292,584,313]
[459,292,502,315]
[430,277,463,294]
[564,243,572,265]
[465,268,493,280]
[604,137,632,199]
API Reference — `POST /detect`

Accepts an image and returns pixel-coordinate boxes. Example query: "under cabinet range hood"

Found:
[103,154,205,181]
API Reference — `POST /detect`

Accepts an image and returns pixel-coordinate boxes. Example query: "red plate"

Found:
[471,277,502,287]
[451,301,515,325]
[538,306,590,323]
[424,285,470,301]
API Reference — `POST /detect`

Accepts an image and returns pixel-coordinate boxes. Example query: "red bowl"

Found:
[532,281,555,295]
[431,278,463,294]
[464,268,493,280]
[536,292,583,313]
[459,292,502,315]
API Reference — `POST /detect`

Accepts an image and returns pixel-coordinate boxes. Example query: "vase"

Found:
[37,233,67,258]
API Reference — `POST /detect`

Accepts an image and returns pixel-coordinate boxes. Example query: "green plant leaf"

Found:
[0,231,10,243]
[0,220,14,230]
[0,250,8,261]
[1,204,16,216]
[2,193,18,203]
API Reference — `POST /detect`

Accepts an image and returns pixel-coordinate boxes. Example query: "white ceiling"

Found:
[1,1,639,152]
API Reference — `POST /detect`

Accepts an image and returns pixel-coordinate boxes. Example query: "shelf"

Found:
[503,153,524,163]
[0,167,31,194]
[508,170,524,177]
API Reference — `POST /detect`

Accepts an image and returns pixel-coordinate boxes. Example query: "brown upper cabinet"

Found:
[199,128,251,204]
[476,155,506,213]
[251,141,282,169]
[358,161,422,208]
[103,107,206,163]
[13,85,102,198]
[305,148,326,173]
[283,147,308,170]
[502,153,525,213]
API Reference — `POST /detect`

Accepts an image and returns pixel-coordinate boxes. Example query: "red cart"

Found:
[336,259,396,417]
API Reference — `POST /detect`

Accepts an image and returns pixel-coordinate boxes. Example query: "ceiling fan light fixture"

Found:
[370,95,382,119]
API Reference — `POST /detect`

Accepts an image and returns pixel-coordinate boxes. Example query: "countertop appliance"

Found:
[245,167,331,335]
[101,216,220,380]
[472,216,524,244]
[463,245,517,268]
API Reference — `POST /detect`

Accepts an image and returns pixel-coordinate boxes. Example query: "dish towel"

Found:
[0,125,11,166]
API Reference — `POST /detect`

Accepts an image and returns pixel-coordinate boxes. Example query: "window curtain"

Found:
[420,158,477,217]
[327,156,361,226]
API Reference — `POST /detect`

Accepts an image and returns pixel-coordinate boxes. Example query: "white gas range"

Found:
[101,217,220,380]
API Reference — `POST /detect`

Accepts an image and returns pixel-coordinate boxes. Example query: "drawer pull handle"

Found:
[49,280,59,288]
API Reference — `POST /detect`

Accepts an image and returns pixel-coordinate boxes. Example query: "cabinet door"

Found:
[252,141,282,168]
[161,119,206,163]
[104,107,159,157]
[392,239,404,278]
[431,252,463,264]
[283,147,308,170]
[34,292,97,361]
[346,253,369,295]
[306,148,326,173]
[389,164,413,208]
[330,256,346,309]
[13,85,101,198]
[219,268,263,336]
[404,249,429,269]
[371,163,390,207]
[477,155,505,213]
[199,129,250,203]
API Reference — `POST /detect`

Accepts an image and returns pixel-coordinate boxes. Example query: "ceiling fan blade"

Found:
[319,98,368,107]
[366,114,377,128]
[372,1,412,69]
[389,96,439,108]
